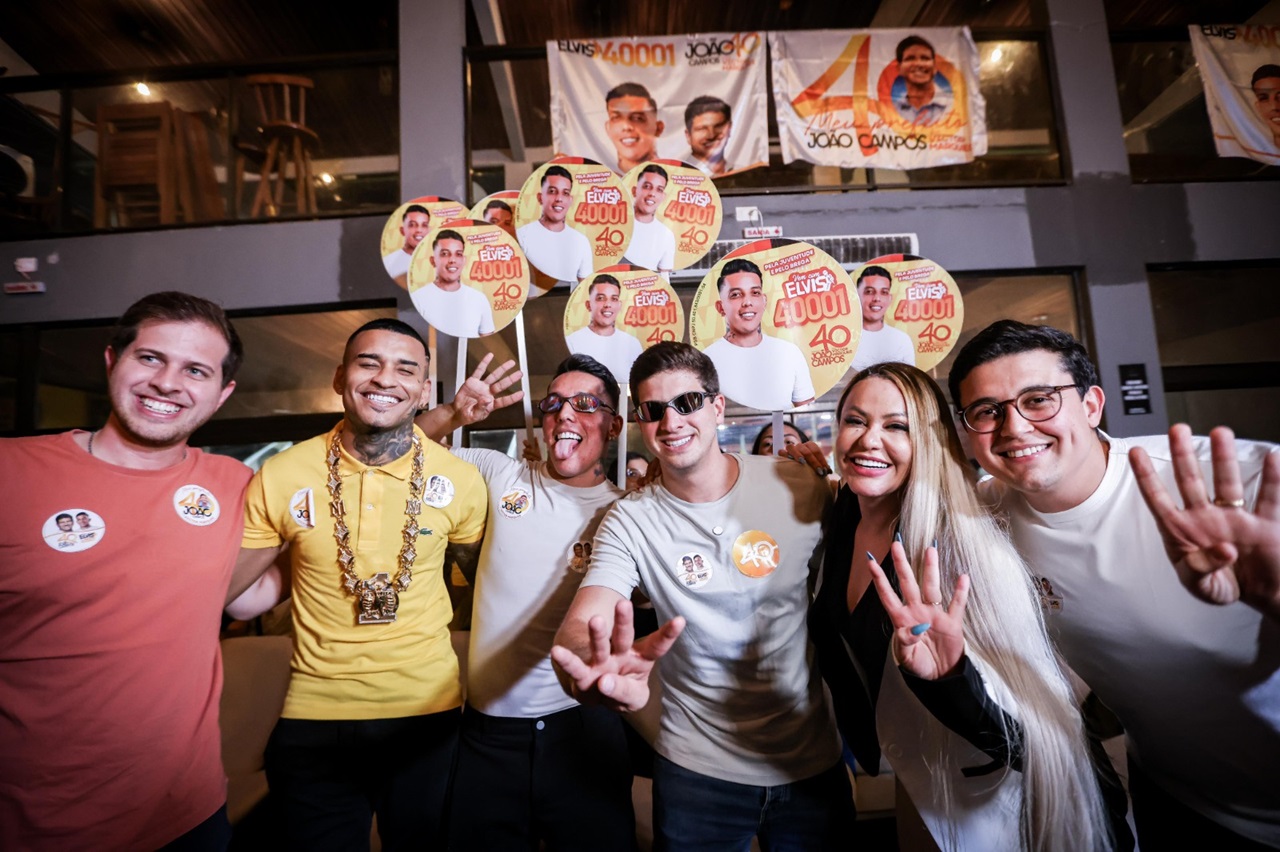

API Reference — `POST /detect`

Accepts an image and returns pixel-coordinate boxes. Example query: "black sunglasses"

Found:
[634,391,711,423]
[538,392,616,415]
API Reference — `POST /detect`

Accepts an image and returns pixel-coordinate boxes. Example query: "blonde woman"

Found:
[807,362,1117,851]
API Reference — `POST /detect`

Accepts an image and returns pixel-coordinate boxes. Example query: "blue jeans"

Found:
[652,754,855,851]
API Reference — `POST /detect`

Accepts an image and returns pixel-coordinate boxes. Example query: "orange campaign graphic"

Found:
[732,529,779,578]
[563,264,684,383]
[621,159,722,272]
[689,239,860,412]
[379,196,470,289]
[849,254,964,373]
[407,218,528,339]
[515,157,633,292]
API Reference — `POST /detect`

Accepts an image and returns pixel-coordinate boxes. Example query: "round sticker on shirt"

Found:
[498,487,531,518]
[732,530,779,578]
[290,488,316,529]
[849,254,964,373]
[174,485,221,527]
[42,508,105,553]
[569,540,594,574]
[690,239,860,412]
[407,218,528,339]
[423,474,455,509]
[674,551,713,590]
[379,196,469,289]
[515,157,633,292]
[622,160,722,273]
[563,265,684,383]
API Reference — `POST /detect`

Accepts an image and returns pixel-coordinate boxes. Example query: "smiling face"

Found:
[836,377,912,506]
[635,369,724,477]
[633,171,668,221]
[716,271,766,341]
[859,274,893,330]
[333,329,431,435]
[957,349,1106,513]
[1253,75,1280,141]
[431,237,466,288]
[538,175,574,226]
[687,110,731,162]
[606,95,664,170]
[105,319,236,450]
[586,280,622,331]
[901,44,936,87]
[542,371,620,487]
[400,210,431,253]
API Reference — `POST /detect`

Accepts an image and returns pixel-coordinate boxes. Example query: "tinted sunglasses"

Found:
[634,391,711,423]
[537,392,616,415]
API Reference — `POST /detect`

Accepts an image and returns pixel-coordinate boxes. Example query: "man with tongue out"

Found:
[416,352,638,850]
[551,341,852,850]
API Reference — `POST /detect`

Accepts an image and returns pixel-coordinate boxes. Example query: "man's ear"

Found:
[104,345,118,375]
[715,300,725,317]
[1083,385,1105,428]
[608,414,623,441]
[332,364,345,396]
[655,119,665,137]
[711,393,726,423]
[215,380,237,410]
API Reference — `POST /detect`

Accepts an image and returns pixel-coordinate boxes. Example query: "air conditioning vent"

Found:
[671,233,919,282]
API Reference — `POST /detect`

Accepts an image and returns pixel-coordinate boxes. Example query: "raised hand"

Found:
[779,440,833,477]
[1130,424,1280,620]
[867,541,970,680]
[521,437,543,463]
[453,352,524,425]
[550,599,685,713]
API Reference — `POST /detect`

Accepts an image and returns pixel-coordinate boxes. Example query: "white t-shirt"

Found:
[517,221,593,286]
[624,217,676,273]
[704,336,815,411]
[410,283,495,338]
[454,448,621,718]
[981,433,1280,847]
[565,326,644,384]
[382,249,411,281]
[851,324,916,373]
[583,454,841,786]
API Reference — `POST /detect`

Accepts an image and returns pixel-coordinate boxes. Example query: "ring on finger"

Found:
[925,600,942,607]
[1212,496,1246,509]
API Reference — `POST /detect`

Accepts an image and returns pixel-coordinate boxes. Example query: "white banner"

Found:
[770,28,987,170]
[548,33,768,178]
[1190,24,1280,166]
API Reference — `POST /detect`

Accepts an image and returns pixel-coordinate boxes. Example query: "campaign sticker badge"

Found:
[498,487,532,518]
[515,156,633,291]
[569,540,594,573]
[563,265,684,383]
[423,474,455,509]
[621,159,722,272]
[732,530,779,578]
[689,239,860,411]
[42,508,105,553]
[174,485,221,527]
[379,196,469,289]
[407,218,528,339]
[849,254,964,373]
[674,551,713,590]
[290,488,315,529]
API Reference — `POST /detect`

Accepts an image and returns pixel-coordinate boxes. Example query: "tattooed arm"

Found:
[444,540,484,587]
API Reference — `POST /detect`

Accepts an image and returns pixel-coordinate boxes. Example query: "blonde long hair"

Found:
[840,362,1110,852]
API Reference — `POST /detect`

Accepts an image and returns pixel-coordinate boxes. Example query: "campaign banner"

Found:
[563,265,684,383]
[1190,24,1280,166]
[770,27,987,170]
[849,254,964,374]
[621,160,722,273]
[407,219,528,339]
[380,196,467,288]
[547,32,768,178]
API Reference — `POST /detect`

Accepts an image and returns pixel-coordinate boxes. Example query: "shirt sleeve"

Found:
[446,464,489,545]
[580,505,642,598]
[791,343,816,403]
[241,468,284,549]
[896,329,917,366]
[660,226,676,272]
[478,295,496,335]
[575,231,594,281]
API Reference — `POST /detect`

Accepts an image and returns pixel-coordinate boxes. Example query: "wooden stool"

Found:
[94,102,177,227]
[244,74,319,218]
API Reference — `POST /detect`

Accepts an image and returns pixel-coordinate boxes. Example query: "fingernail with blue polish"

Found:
[911,623,931,636]
[866,551,876,561]
[894,531,903,543]
[931,538,938,549]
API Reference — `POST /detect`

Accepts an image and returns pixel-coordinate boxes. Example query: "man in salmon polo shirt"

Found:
[0,291,251,850]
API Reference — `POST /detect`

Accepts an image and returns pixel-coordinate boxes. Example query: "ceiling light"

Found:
[990,47,1004,63]
[135,82,151,96]
[319,172,334,185]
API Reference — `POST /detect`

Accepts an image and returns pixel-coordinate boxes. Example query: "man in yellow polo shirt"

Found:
[227,318,487,850]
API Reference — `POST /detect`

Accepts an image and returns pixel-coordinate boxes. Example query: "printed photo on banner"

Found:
[379,196,468,288]
[515,157,633,292]
[849,254,964,374]
[1190,24,1280,166]
[547,33,768,178]
[622,160,722,275]
[770,27,987,170]
[407,219,528,339]
[563,264,685,383]
[689,240,860,412]
[470,191,519,237]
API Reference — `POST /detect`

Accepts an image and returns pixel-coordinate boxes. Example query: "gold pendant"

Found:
[355,572,400,625]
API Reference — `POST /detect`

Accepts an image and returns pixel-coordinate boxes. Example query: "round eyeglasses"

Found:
[634,391,711,423]
[959,384,1082,433]
[538,392,616,415]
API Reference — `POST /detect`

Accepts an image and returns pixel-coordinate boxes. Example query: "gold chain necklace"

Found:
[326,425,425,625]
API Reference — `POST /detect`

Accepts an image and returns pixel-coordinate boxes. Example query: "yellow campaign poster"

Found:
[563,265,684,383]
[849,255,964,373]
[379,196,468,288]
[407,219,528,339]
[621,159,722,273]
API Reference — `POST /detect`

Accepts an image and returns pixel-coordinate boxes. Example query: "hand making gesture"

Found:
[867,540,971,679]
[1130,424,1280,621]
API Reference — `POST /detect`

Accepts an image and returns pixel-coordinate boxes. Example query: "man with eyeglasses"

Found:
[604,82,665,174]
[950,320,1280,851]
[552,341,852,849]
[415,353,639,851]
[565,274,644,382]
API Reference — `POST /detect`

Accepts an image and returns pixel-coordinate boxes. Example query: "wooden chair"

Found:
[244,74,319,218]
[94,101,177,228]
